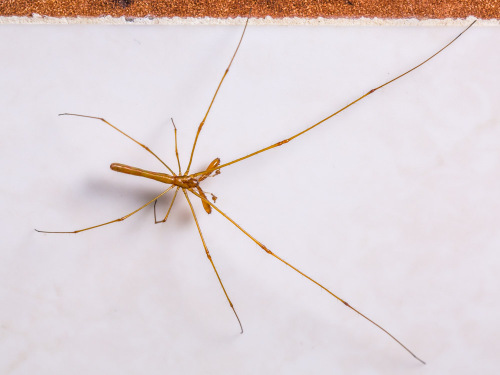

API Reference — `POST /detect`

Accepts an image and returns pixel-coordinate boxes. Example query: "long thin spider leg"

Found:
[185,18,249,175]
[188,188,425,364]
[154,186,180,224]
[192,20,476,179]
[151,117,183,225]
[182,189,244,333]
[36,186,174,234]
[59,113,176,175]
[170,118,182,175]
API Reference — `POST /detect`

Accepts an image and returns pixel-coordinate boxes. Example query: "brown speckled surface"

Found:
[0,0,499,19]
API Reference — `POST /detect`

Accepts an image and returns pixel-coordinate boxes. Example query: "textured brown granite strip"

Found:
[0,0,499,19]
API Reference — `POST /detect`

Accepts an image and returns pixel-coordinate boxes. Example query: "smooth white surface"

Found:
[1,24,499,374]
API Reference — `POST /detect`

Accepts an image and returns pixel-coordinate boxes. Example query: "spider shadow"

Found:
[83,177,193,228]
